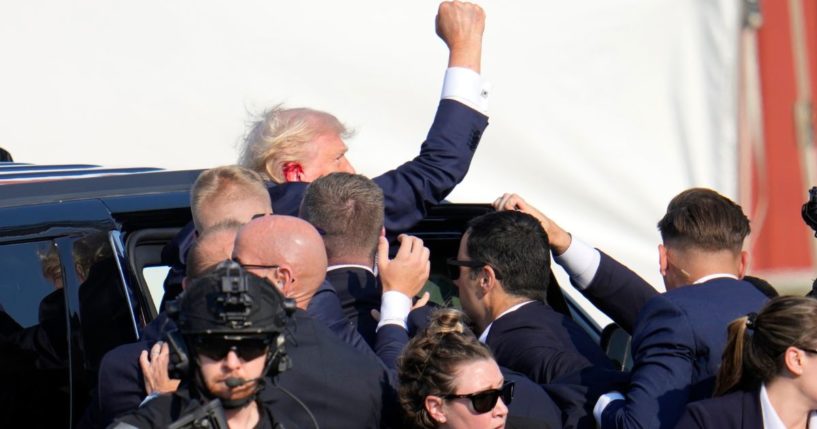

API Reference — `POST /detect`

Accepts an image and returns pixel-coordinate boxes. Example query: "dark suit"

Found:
[306,279,371,355]
[502,367,564,429]
[675,389,762,429]
[271,309,390,429]
[325,266,380,346]
[599,278,769,429]
[79,313,171,429]
[579,251,659,334]
[486,300,614,385]
[485,301,622,429]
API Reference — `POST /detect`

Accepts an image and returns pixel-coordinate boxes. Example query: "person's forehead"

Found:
[452,359,502,392]
[314,133,347,154]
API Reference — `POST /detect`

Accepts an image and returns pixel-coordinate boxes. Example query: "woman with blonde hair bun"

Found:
[676,296,817,428]
[397,309,513,429]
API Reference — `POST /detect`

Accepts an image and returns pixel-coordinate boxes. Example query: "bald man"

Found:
[232,215,326,310]
[231,214,409,428]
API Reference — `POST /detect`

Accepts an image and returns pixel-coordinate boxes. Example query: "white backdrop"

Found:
[0,1,742,310]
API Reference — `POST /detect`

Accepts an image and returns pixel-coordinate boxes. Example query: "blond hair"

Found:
[238,105,353,183]
[190,165,270,231]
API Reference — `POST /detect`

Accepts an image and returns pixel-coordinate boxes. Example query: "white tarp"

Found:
[0,1,742,317]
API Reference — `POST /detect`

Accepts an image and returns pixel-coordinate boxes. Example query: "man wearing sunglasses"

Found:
[111,262,297,429]
[449,210,614,384]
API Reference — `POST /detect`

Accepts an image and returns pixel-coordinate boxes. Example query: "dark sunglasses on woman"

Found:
[443,381,514,414]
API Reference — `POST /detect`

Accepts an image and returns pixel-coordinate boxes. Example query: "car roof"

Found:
[0,164,202,209]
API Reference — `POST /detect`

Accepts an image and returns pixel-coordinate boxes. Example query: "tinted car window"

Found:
[62,232,139,425]
[0,240,71,428]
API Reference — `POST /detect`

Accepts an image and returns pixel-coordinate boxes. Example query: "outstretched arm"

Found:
[375,1,489,233]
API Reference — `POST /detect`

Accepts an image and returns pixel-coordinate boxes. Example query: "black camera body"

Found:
[803,187,817,236]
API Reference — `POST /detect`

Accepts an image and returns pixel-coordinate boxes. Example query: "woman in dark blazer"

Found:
[676,296,817,429]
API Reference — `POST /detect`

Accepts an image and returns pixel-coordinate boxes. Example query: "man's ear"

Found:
[181,277,189,291]
[658,244,668,277]
[424,395,447,424]
[283,162,305,183]
[380,226,386,238]
[481,265,500,292]
[737,250,749,278]
[275,266,295,295]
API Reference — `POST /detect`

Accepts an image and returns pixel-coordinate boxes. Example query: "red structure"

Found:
[742,0,817,285]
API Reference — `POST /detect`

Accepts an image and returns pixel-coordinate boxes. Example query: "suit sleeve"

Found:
[600,296,697,429]
[673,403,708,429]
[499,342,594,385]
[373,99,488,232]
[582,251,659,334]
[90,344,148,428]
[374,325,409,372]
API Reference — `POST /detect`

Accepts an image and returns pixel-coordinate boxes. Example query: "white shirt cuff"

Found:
[553,237,601,290]
[377,291,412,331]
[139,391,161,408]
[594,391,624,427]
[441,67,489,115]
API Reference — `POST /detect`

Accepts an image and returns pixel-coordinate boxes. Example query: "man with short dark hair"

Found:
[299,172,388,345]
[451,210,613,385]
[494,189,770,429]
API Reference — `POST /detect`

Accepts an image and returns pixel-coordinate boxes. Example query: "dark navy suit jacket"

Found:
[325,266,380,347]
[306,279,372,355]
[600,278,769,429]
[579,251,659,334]
[79,313,171,428]
[675,389,762,429]
[268,309,390,429]
[486,300,614,385]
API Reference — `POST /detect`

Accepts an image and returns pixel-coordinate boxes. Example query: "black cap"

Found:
[176,261,292,337]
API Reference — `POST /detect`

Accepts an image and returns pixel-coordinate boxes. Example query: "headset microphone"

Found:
[224,377,262,388]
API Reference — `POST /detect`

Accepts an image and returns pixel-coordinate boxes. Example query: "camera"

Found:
[803,187,817,236]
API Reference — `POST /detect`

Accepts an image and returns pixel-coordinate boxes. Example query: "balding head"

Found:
[232,215,328,309]
[185,221,242,280]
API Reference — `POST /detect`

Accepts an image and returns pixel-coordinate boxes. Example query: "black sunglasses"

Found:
[446,258,502,281]
[192,337,270,361]
[443,381,514,414]
[232,257,280,272]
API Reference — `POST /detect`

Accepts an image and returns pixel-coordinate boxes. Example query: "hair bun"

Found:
[425,309,470,337]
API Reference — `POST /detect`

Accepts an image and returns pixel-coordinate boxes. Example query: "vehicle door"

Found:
[0,200,142,427]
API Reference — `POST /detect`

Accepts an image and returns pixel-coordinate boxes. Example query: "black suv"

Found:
[0,165,618,428]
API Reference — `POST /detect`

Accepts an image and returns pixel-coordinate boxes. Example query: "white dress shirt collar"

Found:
[327,264,375,275]
[693,273,738,284]
[478,300,534,343]
[759,384,817,429]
